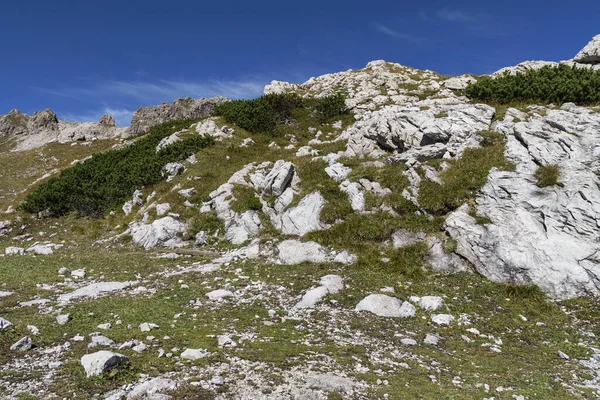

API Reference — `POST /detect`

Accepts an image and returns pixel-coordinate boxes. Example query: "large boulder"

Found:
[573,34,600,64]
[81,351,128,377]
[127,217,187,249]
[280,192,326,236]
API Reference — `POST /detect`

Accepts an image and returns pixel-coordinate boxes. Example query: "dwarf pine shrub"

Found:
[214,92,350,133]
[20,119,213,217]
[465,65,600,105]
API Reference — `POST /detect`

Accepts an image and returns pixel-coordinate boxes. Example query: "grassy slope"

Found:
[1,93,599,398]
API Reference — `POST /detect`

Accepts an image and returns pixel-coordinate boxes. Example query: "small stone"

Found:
[211,376,224,385]
[10,336,33,351]
[58,267,70,275]
[27,325,40,335]
[401,338,417,346]
[72,334,85,342]
[80,351,128,377]
[56,314,71,325]
[132,342,148,353]
[206,289,234,301]
[139,322,160,332]
[0,317,13,329]
[97,323,111,330]
[71,269,86,279]
[418,296,443,311]
[88,335,114,348]
[217,335,236,348]
[431,314,454,326]
[557,350,570,360]
[180,348,210,360]
[424,334,440,345]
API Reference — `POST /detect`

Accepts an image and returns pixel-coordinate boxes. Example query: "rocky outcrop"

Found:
[446,103,600,299]
[493,35,600,76]
[0,109,127,151]
[573,34,600,64]
[127,97,228,137]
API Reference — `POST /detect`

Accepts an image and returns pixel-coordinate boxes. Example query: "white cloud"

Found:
[38,77,266,105]
[374,24,420,41]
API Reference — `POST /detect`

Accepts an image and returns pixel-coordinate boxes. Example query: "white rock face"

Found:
[127,216,187,249]
[260,160,295,196]
[573,34,600,64]
[81,351,128,377]
[280,192,326,236]
[446,104,600,299]
[295,275,344,308]
[355,294,414,318]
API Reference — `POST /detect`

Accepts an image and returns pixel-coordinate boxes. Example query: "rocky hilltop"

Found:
[0,109,126,151]
[126,96,229,137]
[0,96,228,152]
[0,35,600,399]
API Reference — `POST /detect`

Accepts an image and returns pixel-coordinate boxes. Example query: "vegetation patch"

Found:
[20,119,214,217]
[465,65,600,105]
[214,93,350,134]
[535,164,560,187]
[419,131,515,214]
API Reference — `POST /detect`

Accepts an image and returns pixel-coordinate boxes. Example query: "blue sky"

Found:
[2,0,598,126]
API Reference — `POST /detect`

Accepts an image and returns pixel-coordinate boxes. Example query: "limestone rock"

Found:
[418,296,443,311]
[280,192,326,236]
[127,378,177,399]
[355,294,414,318]
[206,289,234,301]
[0,317,13,329]
[99,114,115,126]
[81,351,128,377]
[56,314,71,325]
[295,275,344,308]
[573,34,600,64]
[443,75,476,90]
[276,240,328,265]
[10,336,33,351]
[127,97,228,137]
[181,348,210,360]
[127,216,187,249]
[431,314,454,326]
[5,246,24,255]
[59,281,137,302]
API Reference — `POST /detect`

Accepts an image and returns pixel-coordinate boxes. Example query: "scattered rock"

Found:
[81,351,128,377]
[139,323,160,332]
[355,294,414,318]
[418,296,443,311]
[10,337,33,351]
[431,314,455,326]
[206,289,234,301]
[0,317,13,329]
[56,314,71,325]
[180,348,210,360]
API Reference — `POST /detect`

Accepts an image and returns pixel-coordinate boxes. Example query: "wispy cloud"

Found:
[37,78,266,105]
[62,107,134,127]
[374,24,420,42]
[436,8,477,22]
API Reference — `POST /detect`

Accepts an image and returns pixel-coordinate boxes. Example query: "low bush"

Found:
[465,64,600,105]
[214,93,350,133]
[20,119,214,217]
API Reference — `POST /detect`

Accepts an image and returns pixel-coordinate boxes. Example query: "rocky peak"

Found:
[98,114,115,126]
[29,109,59,132]
[573,33,600,64]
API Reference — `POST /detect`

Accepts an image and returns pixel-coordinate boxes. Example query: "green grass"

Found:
[535,164,560,187]
[419,131,515,214]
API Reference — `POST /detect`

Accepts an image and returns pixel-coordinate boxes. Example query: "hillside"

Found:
[0,35,599,399]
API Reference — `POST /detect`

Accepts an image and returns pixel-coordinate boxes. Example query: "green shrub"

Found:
[535,164,560,187]
[314,93,349,123]
[214,93,303,133]
[20,119,214,217]
[214,93,350,133]
[465,64,600,105]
